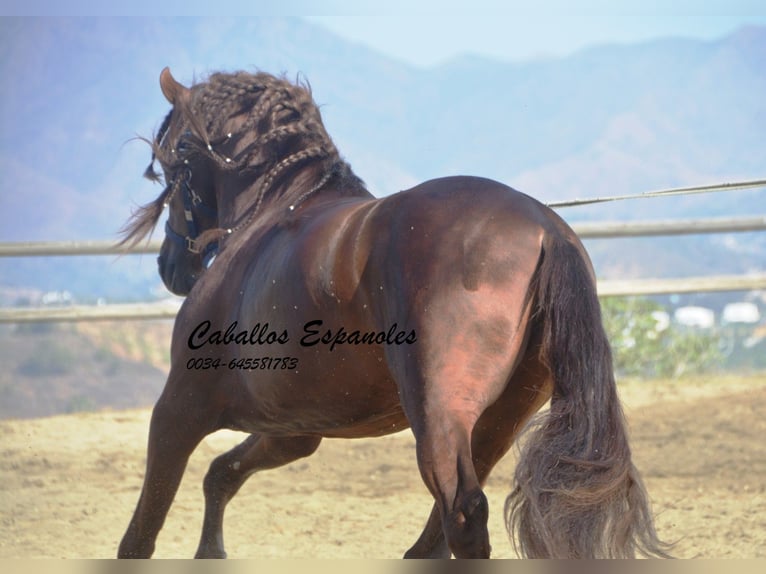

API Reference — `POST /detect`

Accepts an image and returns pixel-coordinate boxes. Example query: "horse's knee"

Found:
[204,434,321,500]
[203,453,239,501]
[444,488,491,558]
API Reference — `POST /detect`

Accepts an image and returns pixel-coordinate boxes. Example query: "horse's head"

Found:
[155,152,220,295]
[121,67,354,296]
[121,68,231,295]
[152,69,224,295]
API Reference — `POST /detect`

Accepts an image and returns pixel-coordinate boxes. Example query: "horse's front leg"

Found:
[195,433,322,558]
[118,391,212,558]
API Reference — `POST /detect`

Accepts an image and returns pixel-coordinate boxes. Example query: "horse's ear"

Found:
[159,67,189,106]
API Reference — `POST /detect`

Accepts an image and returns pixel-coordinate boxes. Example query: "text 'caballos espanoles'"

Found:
[187,320,417,352]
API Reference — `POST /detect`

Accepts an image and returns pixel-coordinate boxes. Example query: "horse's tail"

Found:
[504,232,672,558]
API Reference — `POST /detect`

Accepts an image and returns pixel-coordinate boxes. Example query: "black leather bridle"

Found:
[163,166,219,268]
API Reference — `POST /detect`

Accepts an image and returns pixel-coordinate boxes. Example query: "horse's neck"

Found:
[218,161,371,232]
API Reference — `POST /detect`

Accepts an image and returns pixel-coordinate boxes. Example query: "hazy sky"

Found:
[4,0,765,68]
[305,0,766,67]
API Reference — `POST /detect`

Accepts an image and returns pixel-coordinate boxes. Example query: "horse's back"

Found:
[367,175,571,297]
[386,175,575,246]
[394,175,546,216]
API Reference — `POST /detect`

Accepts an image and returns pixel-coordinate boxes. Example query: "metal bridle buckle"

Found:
[185,236,201,254]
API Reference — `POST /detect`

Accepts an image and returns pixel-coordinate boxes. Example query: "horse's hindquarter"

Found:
[369,177,553,422]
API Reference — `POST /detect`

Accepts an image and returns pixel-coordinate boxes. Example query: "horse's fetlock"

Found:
[444,489,491,558]
[462,488,489,522]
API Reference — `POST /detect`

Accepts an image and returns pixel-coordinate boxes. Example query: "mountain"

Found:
[0,18,764,303]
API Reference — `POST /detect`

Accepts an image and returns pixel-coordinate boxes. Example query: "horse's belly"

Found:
[222,345,409,438]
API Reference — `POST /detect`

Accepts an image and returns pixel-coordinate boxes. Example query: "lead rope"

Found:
[547,178,766,208]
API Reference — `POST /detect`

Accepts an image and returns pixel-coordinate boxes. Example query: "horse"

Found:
[117,67,670,559]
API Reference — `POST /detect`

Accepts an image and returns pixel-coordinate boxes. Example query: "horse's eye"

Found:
[175,130,194,153]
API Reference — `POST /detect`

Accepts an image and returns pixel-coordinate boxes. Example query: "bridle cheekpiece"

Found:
[163,162,219,267]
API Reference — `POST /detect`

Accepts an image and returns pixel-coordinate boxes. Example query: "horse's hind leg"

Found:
[118,393,212,558]
[406,409,491,558]
[398,361,500,558]
[404,332,552,559]
[195,433,322,558]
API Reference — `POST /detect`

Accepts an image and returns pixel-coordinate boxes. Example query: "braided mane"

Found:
[121,70,363,247]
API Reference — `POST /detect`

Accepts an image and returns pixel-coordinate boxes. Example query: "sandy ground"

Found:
[1,373,764,559]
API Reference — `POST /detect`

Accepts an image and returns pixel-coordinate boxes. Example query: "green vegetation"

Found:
[601,297,723,378]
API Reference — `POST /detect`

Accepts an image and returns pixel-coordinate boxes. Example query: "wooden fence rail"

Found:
[0,301,182,323]
[0,240,160,257]
[1,216,764,257]
[573,215,766,238]
[596,274,766,297]
[1,274,765,323]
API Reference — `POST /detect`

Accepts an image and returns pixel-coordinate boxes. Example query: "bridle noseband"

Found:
[164,165,219,267]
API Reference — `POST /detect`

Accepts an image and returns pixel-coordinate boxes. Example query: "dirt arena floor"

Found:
[1,373,764,559]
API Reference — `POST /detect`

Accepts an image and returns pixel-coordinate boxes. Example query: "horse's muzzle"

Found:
[158,255,197,296]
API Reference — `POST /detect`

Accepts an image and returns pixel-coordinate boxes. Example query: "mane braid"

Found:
[143,111,174,182]
[189,72,341,211]
[195,145,333,253]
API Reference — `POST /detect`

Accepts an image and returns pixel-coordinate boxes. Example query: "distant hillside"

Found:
[0,18,764,301]
[0,321,171,419]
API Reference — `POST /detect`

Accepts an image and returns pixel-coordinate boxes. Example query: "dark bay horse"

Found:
[118,67,670,559]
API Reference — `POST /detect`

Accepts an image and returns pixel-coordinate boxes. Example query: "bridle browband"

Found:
[163,165,220,267]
